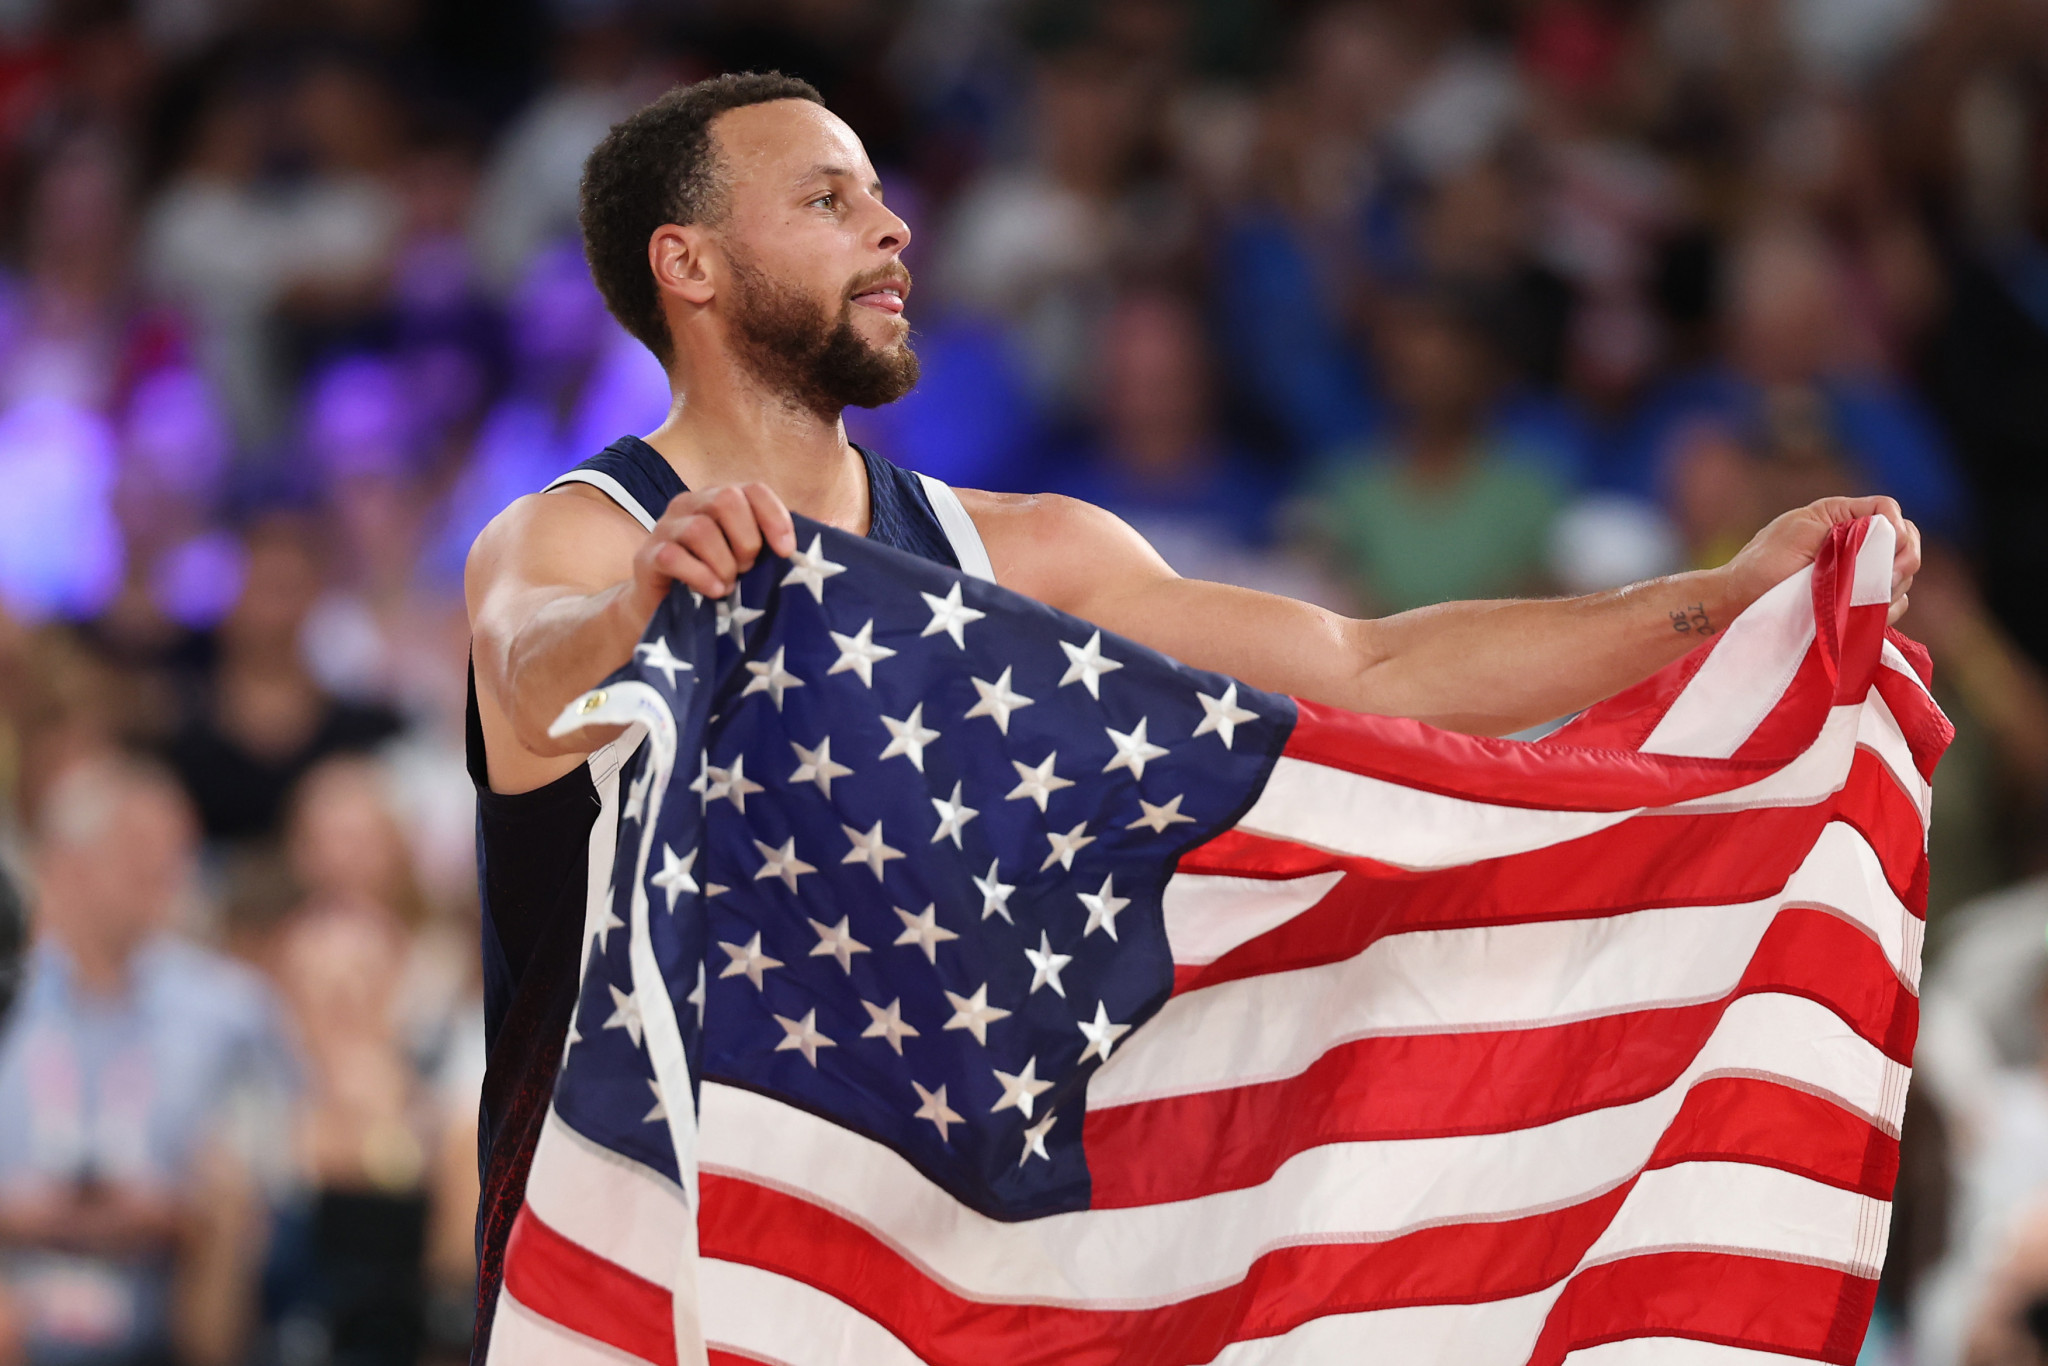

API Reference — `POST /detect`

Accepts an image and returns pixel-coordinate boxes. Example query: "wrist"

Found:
[1661,567,1743,642]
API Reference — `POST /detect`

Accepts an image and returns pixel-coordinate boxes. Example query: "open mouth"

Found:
[851,279,910,315]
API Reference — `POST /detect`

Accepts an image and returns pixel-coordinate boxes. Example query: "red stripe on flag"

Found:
[1647,1076,1900,1195]
[502,1205,675,1366]
[1173,751,1926,997]
[1091,908,1911,1207]
[1526,1250,1878,1366]
[700,1173,1634,1366]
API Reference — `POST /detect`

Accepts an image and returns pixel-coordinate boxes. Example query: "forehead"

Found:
[710,100,872,199]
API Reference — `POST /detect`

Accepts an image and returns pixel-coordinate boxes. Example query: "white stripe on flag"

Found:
[1207,1285,1566,1366]
[1564,1339,1833,1364]
[524,1109,692,1291]
[1102,822,1909,1108]
[698,1258,926,1366]
[700,997,1895,1309]
[1642,566,1818,760]
[1160,870,1345,967]
[1583,1161,1889,1277]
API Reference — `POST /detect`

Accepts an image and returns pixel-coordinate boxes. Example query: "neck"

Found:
[53,924,139,999]
[640,358,872,535]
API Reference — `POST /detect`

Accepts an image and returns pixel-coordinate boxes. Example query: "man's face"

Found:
[707,101,919,416]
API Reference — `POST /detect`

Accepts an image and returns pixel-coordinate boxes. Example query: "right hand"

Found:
[628,483,797,613]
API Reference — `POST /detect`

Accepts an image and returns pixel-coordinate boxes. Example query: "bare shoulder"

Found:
[951,488,1173,612]
[464,484,648,609]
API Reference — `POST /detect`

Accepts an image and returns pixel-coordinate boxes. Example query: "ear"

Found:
[650,223,718,308]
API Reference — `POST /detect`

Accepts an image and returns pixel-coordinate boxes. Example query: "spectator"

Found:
[1298,285,1569,613]
[1051,289,1344,602]
[0,758,289,1366]
[163,515,403,845]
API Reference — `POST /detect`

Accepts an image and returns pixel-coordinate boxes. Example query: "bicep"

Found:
[464,491,641,684]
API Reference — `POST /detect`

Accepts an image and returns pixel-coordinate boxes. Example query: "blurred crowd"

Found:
[0,0,2043,1361]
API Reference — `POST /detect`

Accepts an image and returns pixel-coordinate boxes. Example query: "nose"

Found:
[871,196,910,256]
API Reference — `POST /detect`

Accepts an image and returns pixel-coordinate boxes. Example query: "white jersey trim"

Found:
[545,470,659,531]
[917,472,996,583]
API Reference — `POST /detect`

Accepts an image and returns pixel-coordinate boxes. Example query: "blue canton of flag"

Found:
[552,518,1292,1223]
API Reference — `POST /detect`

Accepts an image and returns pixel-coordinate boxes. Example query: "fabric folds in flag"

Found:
[485,514,1949,1366]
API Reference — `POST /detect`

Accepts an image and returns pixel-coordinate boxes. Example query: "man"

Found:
[0,759,289,1365]
[462,72,1921,1343]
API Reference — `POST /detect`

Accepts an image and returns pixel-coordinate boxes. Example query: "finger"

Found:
[676,516,740,585]
[701,486,765,570]
[649,541,729,599]
[1888,593,1910,625]
[742,482,798,557]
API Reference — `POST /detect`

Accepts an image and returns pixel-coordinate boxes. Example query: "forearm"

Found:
[1350,568,1742,735]
[483,579,650,755]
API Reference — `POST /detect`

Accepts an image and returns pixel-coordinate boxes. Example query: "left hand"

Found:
[1720,495,1922,625]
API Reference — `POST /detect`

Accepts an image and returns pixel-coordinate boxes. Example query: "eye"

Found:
[809,192,836,211]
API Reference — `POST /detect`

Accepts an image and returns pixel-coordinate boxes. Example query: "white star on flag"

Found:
[634,637,692,687]
[773,1009,836,1066]
[592,903,625,954]
[894,903,959,963]
[788,736,853,797]
[878,703,941,771]
[716,592,763,645]
[941,982,1011,1045]
[649,845,697,911]
[1019,1109,1057,1165]
[991,1057,1054,1119]
[912,1081,964,1141]
[602,983,645,1047]
[965,667,1034,734]
[929,782,979,847]
[690,751,712,808]
[1023,930,1073,998]
[686,962,706,1026]
[860,998,920,1055]
[781,534,846,602]
[1104,716,1170,779]
[1077,1000,1132,1063]
[826,618,896,686]
[1005,752,1074,812]
[1058,631,1124,698]
[752,837,816,892]
[706,754,764,812]
[919,581,985,648]
[1078,874,1131,940]
[742,647,804,709]
[1192,682,1259,748]
[643,1079,668,1123]
[973,861,1016,922]
[1128,793,1196,833]
[841,820,905,879]
[718,933,784,989]
[622,767,651,823]
[1041,821,1096,871]
[807,916,871,972]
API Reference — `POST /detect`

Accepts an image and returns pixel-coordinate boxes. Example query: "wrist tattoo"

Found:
[1670,603,1716,637]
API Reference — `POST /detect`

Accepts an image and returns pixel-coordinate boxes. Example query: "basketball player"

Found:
[461,72,1920,1347]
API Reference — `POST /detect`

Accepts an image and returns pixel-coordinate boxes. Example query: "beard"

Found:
[725,251,921,419]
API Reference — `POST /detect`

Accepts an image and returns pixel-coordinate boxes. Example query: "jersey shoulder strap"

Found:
[543,436,685,530]
[914,472,995,583]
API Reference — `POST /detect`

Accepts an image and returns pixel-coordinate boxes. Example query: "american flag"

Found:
[485,514,1948,1366]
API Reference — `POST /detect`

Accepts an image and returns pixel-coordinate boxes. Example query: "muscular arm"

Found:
[968,491,1920,737]
[464,483,795,793]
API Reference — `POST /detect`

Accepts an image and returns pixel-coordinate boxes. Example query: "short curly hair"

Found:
[578,72,824,367]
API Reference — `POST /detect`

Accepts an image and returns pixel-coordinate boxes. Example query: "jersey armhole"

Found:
[916,473,997,583]
[543,470,659,531]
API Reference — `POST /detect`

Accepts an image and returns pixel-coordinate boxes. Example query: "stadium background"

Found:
[0,0,2045,1361]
